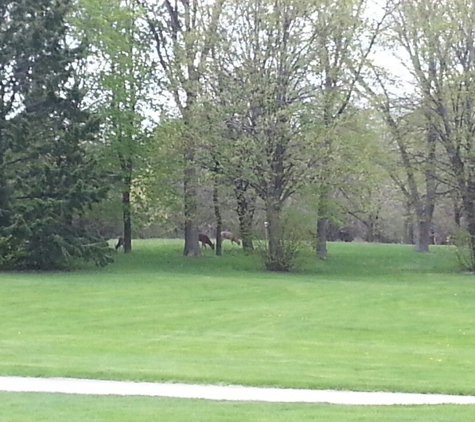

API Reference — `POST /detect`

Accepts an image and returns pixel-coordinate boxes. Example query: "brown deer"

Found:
[221,231,240,246]
[198,233,215,249]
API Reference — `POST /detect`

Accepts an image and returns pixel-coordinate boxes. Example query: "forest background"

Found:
[2,0,475,271]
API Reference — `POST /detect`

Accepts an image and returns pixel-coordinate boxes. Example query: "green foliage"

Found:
[257,210,311,272]
[73,0,159,249]
[139,118,185,210]
[258,236,302,272]
[452,229,475,272]
[0,0,113,269]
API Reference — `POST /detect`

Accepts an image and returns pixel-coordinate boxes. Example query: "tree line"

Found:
[1,0,475,270]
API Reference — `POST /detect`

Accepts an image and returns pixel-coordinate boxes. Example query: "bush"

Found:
[257,215,308,272]
[453,229,475,272]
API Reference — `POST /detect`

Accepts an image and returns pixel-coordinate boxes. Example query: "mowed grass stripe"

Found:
[2,392,475,422]
[1,241,474,395]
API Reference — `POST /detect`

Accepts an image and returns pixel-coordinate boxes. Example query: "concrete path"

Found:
[1,376,475,405]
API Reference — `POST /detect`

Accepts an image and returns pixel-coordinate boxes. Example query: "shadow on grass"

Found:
[106,239,460,281]
[2,239,460,282]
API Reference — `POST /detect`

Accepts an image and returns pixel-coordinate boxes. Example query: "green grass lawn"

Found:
[1,240,474,398]
[2,392,475,422]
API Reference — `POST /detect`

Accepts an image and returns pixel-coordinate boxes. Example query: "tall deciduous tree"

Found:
[0,0,112,269]
[76,0,155,253]
[360,71,439,252]
[390,0,475,260]
[309,0,389,258]
[137,0,225,256]
[211,0,321,269]
[210,0,388,267]
[196,91,257,252]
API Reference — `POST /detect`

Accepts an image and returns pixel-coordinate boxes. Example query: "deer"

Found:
[198,233,215,249]
[221,231,240,246]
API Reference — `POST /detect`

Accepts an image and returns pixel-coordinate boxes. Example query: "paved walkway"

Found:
[1,376,475,405]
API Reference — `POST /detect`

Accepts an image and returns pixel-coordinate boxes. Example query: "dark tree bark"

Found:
[365,216,375,243]
[316,215,328,259]
[453,195,462,228]
[213,175,222,256]
[462,180,475,259]
[413,127,437,252]
[234,181,254,251]
[266,200,284,268]
[122,190,132,253]
[120,157,133,253]
[183,148,200,256]
[402,202,414,244]
[316,181,330,259]
[414,204,434,252]
[0,158,9,228]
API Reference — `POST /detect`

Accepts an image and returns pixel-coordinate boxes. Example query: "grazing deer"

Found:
[221,231,240,246]
[199,233,215,250]
[115,236,124,250]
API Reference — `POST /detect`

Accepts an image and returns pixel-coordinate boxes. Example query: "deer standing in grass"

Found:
[221,231,240,246]
[198,233,215,249]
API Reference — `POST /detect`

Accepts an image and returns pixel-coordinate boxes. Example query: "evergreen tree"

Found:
[0,0,113,269]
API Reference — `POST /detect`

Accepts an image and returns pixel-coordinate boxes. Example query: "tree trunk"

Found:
[454,199,462,228]
[414,214,431,253]
[467,216,475,267]
[239,212,254,251]
[183,150,200,256]
[316,187,330,258]
[265,201,285,270]
[365,214,375,243]
[235,183,254,251]
[413,127,436,253]
[402,203,414,244]
[122,190,132,253]
[213,177,222,256]
[463,181,475,268]
[411,205,433,252]
[316,216,328,259]
[120,157,133,253]
[0,156,9,227]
